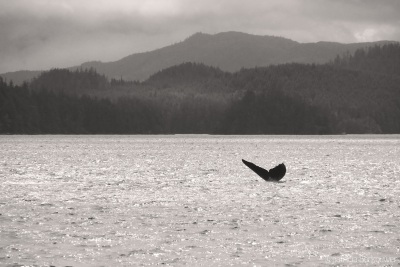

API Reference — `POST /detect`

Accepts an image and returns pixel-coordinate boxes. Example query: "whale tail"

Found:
[242,159,286,182]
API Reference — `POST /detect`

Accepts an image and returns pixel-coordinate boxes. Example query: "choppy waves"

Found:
[1,135,399,266]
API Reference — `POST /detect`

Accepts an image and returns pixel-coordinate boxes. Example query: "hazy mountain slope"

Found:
[81,31,391,81]
[3,44,400,134]
[1,31,395,84]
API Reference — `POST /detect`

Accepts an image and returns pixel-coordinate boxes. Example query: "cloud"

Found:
[1,0,400,73]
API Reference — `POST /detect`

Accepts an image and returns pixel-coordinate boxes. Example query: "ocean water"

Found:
[0,135,399,266]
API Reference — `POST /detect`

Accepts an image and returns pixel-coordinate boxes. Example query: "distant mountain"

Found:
[2,44,400,134]
[78,32,394,81]
[1,31,396,84]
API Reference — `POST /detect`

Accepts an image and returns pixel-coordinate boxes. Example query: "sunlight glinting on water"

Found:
[0,135,399,266]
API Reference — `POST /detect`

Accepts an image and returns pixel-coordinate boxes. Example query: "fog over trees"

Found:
[1,44,400,134]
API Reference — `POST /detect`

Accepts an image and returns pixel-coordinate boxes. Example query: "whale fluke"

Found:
[242,159,286,182]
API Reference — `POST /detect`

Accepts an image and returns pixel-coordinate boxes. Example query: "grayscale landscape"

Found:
[1,1,400,266]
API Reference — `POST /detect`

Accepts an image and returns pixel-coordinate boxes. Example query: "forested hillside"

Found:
[1,31,394,85]
[0,79,163,134]
[1,44,399,134]
[332,43,400,76]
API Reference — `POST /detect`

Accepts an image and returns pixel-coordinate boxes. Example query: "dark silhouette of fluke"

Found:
[242,159,286,182]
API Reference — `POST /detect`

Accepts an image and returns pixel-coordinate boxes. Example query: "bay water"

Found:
[0,135,399,266]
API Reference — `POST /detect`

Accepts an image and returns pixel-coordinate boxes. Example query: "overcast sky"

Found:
[1,0,400,73]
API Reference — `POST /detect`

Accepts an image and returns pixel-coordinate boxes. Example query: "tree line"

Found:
[0,76,335,134]
[1,44,400,134]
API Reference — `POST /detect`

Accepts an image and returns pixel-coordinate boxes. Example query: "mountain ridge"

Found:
[2,43,400,134]
[1,31,397,84]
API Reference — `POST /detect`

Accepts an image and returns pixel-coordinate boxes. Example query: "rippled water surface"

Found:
[1,135,399,266]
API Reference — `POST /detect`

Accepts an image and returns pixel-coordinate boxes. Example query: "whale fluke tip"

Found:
[242,159,286,182]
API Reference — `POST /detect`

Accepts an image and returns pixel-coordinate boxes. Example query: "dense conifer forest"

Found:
[1,44,399,134]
